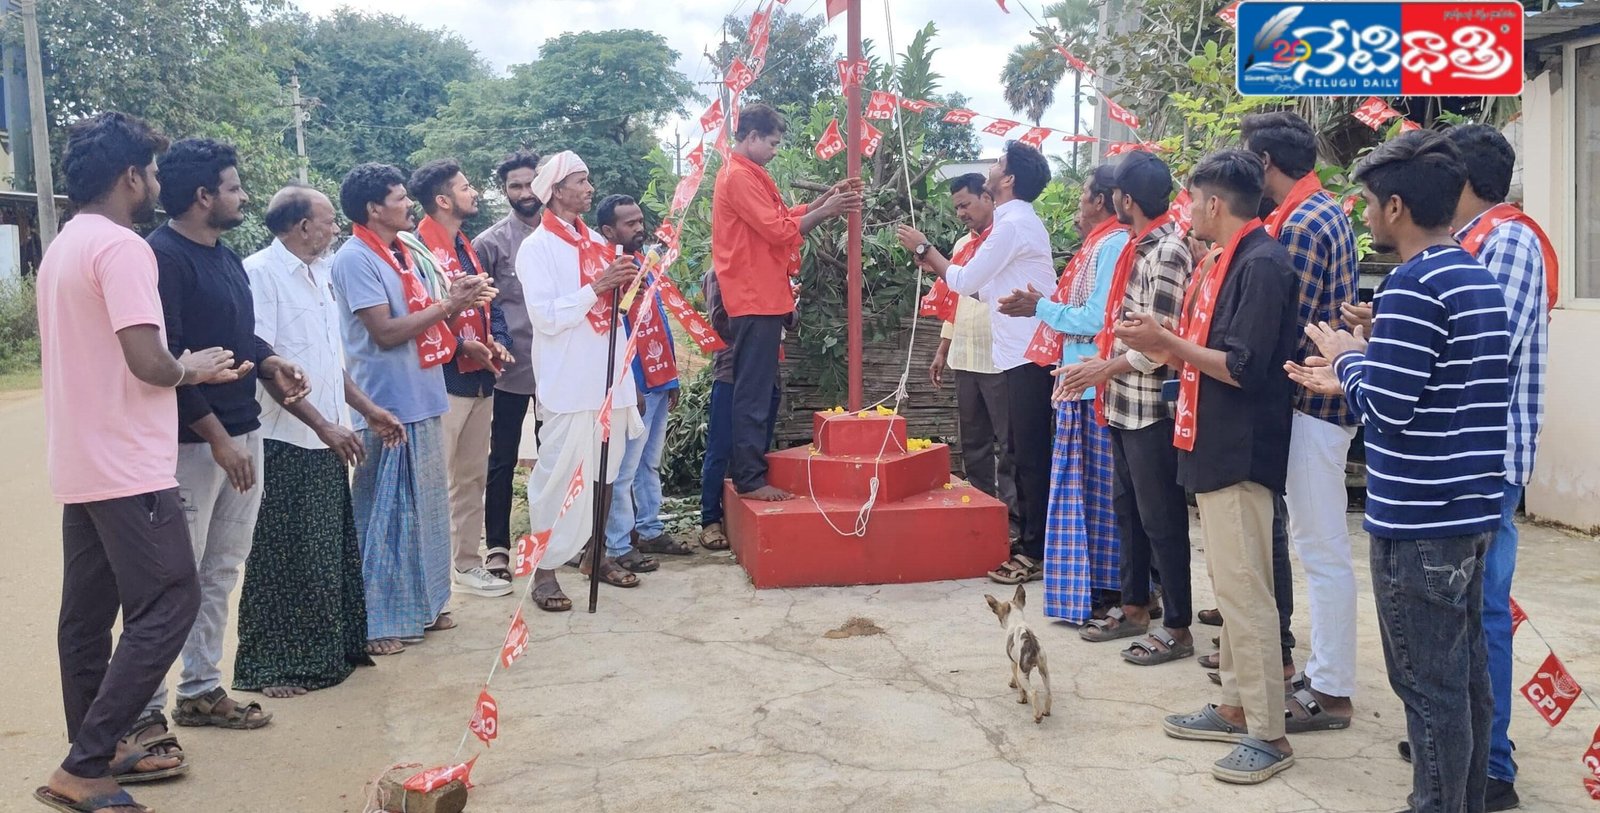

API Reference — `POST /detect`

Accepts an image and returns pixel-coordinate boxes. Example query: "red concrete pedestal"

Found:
[724,411,1010,589]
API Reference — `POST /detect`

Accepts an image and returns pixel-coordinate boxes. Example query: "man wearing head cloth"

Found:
[514,151,653,611]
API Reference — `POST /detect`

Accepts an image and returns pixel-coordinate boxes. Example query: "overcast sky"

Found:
[291,0,1093,159]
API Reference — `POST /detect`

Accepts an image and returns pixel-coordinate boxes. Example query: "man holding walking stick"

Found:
[515,152,646,613]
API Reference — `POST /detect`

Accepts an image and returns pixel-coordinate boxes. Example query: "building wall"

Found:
[1522,68,1600,533]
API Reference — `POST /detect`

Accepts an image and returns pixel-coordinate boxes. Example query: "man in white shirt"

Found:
[515,151,647,612]
[238,185,405,685]
[896,141,1059,583]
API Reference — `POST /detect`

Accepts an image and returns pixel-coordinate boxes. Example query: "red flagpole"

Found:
[844,0,864,411]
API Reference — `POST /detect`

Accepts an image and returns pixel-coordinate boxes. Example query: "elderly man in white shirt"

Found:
[515,151,648,612]
[896,141,1059,584]
[236,185,405,691]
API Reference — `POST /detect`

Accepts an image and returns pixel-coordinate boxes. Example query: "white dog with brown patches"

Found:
[985,585,1052,723]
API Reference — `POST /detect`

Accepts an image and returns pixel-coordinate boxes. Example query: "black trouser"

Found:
[728,314,787,493]
[1273,494,1297,666]
[59,489,200,779]
[485,389,536,555]
[1110,420,1193,628]
[1003,363,1055,561]
[955,369,1021,537]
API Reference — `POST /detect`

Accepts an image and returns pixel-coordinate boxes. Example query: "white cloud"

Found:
[289,0,1096,159]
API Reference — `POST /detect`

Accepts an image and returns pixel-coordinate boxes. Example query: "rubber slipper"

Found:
[1212,737,1295,784]
[35,786,151,812]
[1285,688,1351,733]
[1080,608,1148,643]
[1198,608,1224,626]
[1121,631,1195,665]
[108,745,188,784]
[1163,704,1247,743]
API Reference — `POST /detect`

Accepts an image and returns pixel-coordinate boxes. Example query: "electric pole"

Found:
[664,129,687,176]
[19,0,57,249]
[288,73,311,183]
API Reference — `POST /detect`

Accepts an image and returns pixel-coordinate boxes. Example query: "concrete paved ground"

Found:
[4,389,1599,812]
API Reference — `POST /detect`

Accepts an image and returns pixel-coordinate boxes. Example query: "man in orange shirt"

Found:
[712,104,862,501]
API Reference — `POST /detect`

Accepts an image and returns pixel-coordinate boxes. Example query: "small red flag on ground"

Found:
[500,609,530,668]
[1521,650,1583,727]
[468,689,499,745]
[404,757,477,793]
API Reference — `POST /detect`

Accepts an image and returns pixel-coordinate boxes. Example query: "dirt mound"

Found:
[823,616,885,639]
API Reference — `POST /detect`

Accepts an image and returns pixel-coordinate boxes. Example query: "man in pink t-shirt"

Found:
[34,112,243,813]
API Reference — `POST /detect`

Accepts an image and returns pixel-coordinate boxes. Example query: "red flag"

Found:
[826,0,847,21]
[900,98,941,113]
[468,689,499,745]
[865,90,898,121]
[1521,651,1583,727]
[1170,188,1193,236]
[1398,119,1422,133]
[699,99,724,133]
[1103,96,1141,129]
[860,120,883,158]
[1061,133,1098,143]
[560,463,586,517]
[1053,44,1090,74]
[685,142,706,174]
[943,108,978,125]
[656,275,727,353]
[1018,127,1052,148]
[1353,97,1400,129]
[669,167,703,215]
[725,57,757,96]
[500,608,530,668]
[513,530,550,577]
[749,5,773,47]
[1587,777,1600,801]
[814,118,846,160]
[1218,0,1241,27]
[1104,141,1145,157]
[1510,596,1528,635]
[656,221,680,250]
[1583,722,1600,779]
[836,58,869,89]
[919,281,960,321]
[983,119,1020,137]
[995,0,1009,11]
[1341,195,1357,217]
[751,28,773,65]
[403,757,477,793]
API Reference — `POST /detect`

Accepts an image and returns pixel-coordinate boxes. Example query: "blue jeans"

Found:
[603,416,645,557]
[632,390,673,539]
[700,380,780,527]
[1371,531,1492,813]
[1484,482,1522,783]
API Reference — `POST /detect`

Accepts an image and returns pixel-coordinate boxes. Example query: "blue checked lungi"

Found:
[1042,399,1119,623]
[351,416,452,641]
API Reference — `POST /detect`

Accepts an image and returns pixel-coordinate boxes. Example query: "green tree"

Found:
[714,9,837,113]
[999,0,1097,126]
[296,9,488,180]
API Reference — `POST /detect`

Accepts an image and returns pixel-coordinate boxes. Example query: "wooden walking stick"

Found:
[587,255,627,614]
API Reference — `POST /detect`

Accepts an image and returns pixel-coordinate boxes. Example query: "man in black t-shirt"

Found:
[1116,150,1299,785]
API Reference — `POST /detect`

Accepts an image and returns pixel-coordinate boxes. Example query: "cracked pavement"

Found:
[2,389,1597,811]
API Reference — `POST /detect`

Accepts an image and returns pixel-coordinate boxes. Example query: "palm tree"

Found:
[999,0,1099,136]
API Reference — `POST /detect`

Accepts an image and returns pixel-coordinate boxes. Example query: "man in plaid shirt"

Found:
[1242,113,1360,731]
[1442,124,1549,813]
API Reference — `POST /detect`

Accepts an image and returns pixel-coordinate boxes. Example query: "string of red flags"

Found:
[1218,0,1241,28]
[1353,96,1422,132]
[1504,596,1600,800]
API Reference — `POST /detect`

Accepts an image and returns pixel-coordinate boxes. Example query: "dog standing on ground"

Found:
[984,584,1052,723]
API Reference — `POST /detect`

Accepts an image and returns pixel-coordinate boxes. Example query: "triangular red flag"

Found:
[860,120,883,158]
[725,57,757,96]
[403,757,477,793]
[500,608,530,668]
[1218,0,1241,28]
[514,530,551,577]
[559,462,586,517]
[1061,133,1098,143]
[814,118,846,160]
[983,119,1020,137]
[1103,96,1141,129]
[1169,188,1193,236]
[1018,127,1052,148]
[1053,44,1090,74]
[996,0,1009,11]
[942,108,978,125]
[1521,650,1582,727]
[699,99,724,134]
[900,98,941,113]
[1510,596,1528,635]
[1582,722,1600,780]
[1398,119,1422,133]
[1353,97,1400,129]
[836,58,869,89]
[825,0,847,21]
[865,90,898,121]
[468,689,499,745]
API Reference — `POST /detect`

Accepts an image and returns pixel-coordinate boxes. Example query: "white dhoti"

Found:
[525,401,646,570]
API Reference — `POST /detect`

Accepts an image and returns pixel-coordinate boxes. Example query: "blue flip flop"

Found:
[34,786,151,812]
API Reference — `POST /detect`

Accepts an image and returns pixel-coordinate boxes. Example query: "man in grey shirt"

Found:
[474,150,541,580]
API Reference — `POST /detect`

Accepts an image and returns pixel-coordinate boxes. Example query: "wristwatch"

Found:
[914,242,931,258]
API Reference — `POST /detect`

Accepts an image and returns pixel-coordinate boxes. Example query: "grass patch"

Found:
[0,366,40,392]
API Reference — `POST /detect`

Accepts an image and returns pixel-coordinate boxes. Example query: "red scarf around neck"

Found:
[627,255,679,389]
[352,223,456,369]
[1264,172,1326,239]
[1024,217,1127,367]
[1459,202,1560,311]
[1093,211,1173,424]
[541,209,618,334]
[416,215,494,371]
[1172,218,1264,452]
[919,227,990,322]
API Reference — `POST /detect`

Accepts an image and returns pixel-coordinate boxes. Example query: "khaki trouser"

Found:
[442,394,495,572]
[1197,480,1285,741]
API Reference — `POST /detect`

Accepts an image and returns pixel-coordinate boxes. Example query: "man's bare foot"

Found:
[45,767,143,812]
[262,686,308,699]
[741,485,793,501]
[111,737,182,776]
[366,638,405,656]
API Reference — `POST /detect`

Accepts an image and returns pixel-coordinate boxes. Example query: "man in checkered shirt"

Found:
[1242,112,1360,733]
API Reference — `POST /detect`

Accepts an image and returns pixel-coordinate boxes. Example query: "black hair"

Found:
[1354,131,1465,229]
[1190,149,1266,219]
[1112,151,1173,220]
[1085,164,1118,213]
[1445,124,1514,204]
[947,173,987,198]
[735,104,787,141]
[1240,111,1318,179]
[339,163,408,225]
[156,138,239,218]
[408,158,463,215]
[263,184,320,235]
[596,194,639,229]
[1002,141,1050,202]
[62,112,170,205]
[496,149,541,184]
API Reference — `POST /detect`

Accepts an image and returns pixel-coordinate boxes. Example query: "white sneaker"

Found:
[453,567,513,597]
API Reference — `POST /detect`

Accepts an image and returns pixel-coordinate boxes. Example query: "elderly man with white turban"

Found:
[515,151,650,611]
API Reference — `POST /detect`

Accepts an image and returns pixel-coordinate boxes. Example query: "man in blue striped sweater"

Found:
[1287,130,1510,813]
